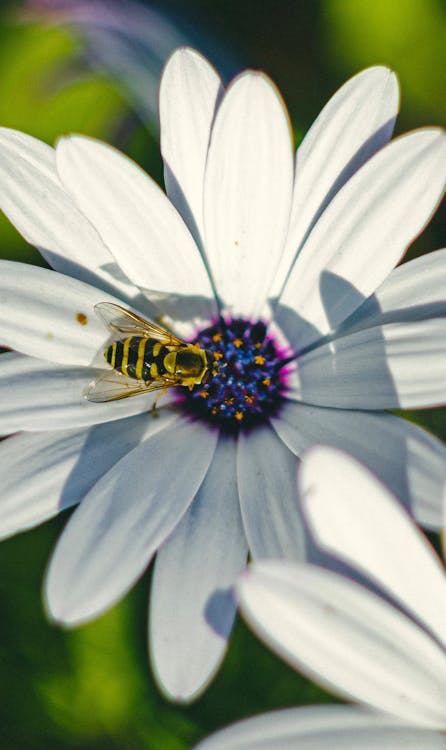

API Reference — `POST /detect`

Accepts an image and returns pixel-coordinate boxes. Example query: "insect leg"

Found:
[151,386,169,417]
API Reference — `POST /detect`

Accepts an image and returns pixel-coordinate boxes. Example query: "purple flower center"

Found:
[179,318,291,431]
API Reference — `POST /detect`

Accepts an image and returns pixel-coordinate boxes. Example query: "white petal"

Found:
[195,706,444,750]
[45,416,217,625]
[238,562,446,728]
[150,436,248,702]
[272,66,399,298]
[299,446,446,652]
[0,261,121,365]
[0,414,155,538]
[237,425,305,560]
[0,127,140,302]
[272,401,446,530]
[56,135,216,323]
[291,318,446,409]
[203,72,294,317]
[0,353,175,433]
[277,129,446,352]
[341,247,446,334]
[160,47,223,246]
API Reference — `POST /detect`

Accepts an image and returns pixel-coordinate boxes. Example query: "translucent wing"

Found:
[84,369,175,403]
[94,302,185,346]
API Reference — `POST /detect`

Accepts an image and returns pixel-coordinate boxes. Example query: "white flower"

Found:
[193,705,444,750]
[238,446,446,730]
[0,47,445,701]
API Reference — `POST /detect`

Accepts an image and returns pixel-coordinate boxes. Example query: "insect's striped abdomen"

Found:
[105,337,171,380]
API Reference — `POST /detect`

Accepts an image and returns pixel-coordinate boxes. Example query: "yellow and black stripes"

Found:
[105,340,122,370]
[104,336,170,381]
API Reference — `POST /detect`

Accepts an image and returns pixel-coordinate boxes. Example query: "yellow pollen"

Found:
[235,411,244,421]
[212,333,222,343]
[244,395,254,404]
[255,355,265,365]
[255,342,262,349]
[262,377,271,386]
[225,397,234,405]
[214,351,223,360]
[199,390,208,399]
[233,338,243,348]
[212,407,218,415]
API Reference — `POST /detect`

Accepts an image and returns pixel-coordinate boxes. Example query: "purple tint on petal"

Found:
[22,0,240,124]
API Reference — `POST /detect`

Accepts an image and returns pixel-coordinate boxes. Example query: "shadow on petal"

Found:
[204,586,238,639]
[293,117,398,264]
[278,270,399,408]
[57,416,151,513]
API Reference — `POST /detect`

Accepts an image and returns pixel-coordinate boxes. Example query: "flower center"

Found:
[179,318,291,431]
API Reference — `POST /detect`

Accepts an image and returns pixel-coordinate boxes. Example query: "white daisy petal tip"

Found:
[54,133,90,157]
[162,45,218,76]
[345,64,399,113]
[43,555,132,629]
[299,442,360,470]
[150,662,196,705]
[53,132,69,149]
[235,559,304,642]
[374,65,400,116]
[235,565,251,598]
[150,437,245,705]
[43,585,87,629]
[55,133,112,177]
[151,629,233,706]
[362,63,396,79]
[55,132,106,158]
[413,126,446,153]
[297,442,418,519]
[297,445,374,546]
[43,556,109,628]
[356,64,400,107]
[160,45,222,112]
[297,444,391,522]
[229,68,293,136]
[410,126,446,169]
[151,656,220,705]
[0,125,48,148]
[235,561,271,609]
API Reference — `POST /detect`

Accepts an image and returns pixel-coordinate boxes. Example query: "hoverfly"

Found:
[84,302,219,403]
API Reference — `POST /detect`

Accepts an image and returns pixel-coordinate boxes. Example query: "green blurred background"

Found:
[0,1,444,747]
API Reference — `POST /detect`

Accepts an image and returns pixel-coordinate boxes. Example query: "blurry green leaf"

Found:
[325,0,446,123]
[0,22,125,139]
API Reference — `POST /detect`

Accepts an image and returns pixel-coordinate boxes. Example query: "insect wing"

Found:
[84,369,170,403]
[94,302,184,345]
